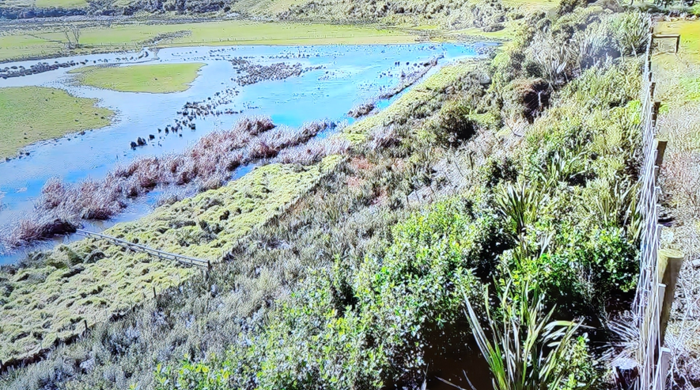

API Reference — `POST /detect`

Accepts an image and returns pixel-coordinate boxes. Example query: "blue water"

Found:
[0,42,490,263]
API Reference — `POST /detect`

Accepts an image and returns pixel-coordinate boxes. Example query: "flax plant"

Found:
[464,282,587,390]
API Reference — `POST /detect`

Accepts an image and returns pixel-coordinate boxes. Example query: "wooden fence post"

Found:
[654,347,672,390]
[658,249,685,345]
[652,102,661,127]
[655,140,668,168]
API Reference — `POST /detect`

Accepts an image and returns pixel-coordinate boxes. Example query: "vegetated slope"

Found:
[0,157,339,369]
[238,0,509,29]
[0,4,649,390]
[3,0,511,31]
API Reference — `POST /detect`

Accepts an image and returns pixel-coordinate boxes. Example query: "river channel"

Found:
[0,42,489,263]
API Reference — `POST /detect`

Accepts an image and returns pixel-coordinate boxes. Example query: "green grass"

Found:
[0,21,420,63]
[502,0,557,12]
[34,0,89,8]
[655,19,700,62]
[651,19,700,375]
[0,87,113,159]
[70,63,205,93]
[0,156,341,366]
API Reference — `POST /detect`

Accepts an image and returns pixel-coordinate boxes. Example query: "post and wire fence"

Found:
[631,30,684,390]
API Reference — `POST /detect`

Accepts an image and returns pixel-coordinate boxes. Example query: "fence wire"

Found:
[633,31,665,390]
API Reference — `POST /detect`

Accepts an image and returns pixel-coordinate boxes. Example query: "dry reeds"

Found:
[1,117,339,250]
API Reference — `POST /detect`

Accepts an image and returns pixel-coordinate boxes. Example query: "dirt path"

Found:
[653,18,700,389]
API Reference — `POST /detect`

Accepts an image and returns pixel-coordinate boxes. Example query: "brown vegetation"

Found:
[0,117,339,250]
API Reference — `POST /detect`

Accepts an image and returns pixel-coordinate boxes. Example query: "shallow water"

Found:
[0,42,489,263]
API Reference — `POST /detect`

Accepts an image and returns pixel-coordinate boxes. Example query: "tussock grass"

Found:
[0,5,650,388]
[0,156,338,369]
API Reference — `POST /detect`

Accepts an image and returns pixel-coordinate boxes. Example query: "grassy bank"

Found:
[0,157,339,367]
[0,86,113,160]
[653,18,700,387]
[70,63,205,93]
[0,21,420,63]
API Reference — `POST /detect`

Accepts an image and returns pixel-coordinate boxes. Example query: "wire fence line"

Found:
[633,31,675,390]
[75,229,211,270]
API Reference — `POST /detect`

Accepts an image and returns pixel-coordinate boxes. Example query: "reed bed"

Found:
[1,117,340,250]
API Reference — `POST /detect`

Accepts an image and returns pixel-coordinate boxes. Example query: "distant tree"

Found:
[63,24,81,49]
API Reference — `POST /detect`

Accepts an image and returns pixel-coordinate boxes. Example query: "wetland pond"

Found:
[0,42,488,263]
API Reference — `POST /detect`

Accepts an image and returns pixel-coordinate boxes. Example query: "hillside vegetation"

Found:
[0,3,652,390]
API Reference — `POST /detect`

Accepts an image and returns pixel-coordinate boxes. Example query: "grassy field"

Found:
[0,21,420,63]
[70,63,205,93]
[0,156,341,366]
[0,86,113,159]
[34,0,89,7]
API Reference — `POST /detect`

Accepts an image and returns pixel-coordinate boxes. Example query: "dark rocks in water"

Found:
[0,58,85,80]
[149,134,155,140]
[230,58,324,86]
[42,218,78,237]
[131,137,147,148]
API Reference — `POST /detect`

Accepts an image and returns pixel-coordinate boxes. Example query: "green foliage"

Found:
[555,335,601,390]
[158,198,495,389]
[494,181,543,239]
[4,9,649,390]
[464,282,593,390]
[155,359,230,390]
